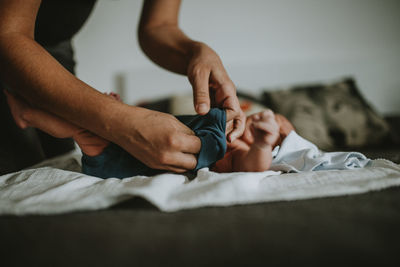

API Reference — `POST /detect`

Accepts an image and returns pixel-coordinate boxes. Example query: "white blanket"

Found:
[1,136,399,215]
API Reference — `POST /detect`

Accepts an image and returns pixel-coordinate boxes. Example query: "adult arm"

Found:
[0,0,200,172]
[138,0,245,142]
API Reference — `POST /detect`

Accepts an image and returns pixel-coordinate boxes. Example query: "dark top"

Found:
[35,0,96,46]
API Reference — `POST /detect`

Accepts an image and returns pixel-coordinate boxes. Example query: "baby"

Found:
[5,91,294,177]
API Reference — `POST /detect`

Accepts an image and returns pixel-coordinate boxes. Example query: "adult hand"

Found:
[187,42,245,142]
[114,105,201,173]
[138,1,244,141]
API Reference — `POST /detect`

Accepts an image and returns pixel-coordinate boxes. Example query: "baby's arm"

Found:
[230,110,279,172]
[5,90,109,156]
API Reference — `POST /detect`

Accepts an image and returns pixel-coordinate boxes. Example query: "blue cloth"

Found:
[82,108,227,178]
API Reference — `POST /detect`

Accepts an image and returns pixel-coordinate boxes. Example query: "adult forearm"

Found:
[0,33,125,141]
[138,23,197,75]
[0,0,201,172]
[0,33,201,172]
[138,0,196,75]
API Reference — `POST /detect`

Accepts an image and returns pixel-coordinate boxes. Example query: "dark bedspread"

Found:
[1,185,400,267]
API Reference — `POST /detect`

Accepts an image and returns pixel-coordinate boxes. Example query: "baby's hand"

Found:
[249,110,280,149]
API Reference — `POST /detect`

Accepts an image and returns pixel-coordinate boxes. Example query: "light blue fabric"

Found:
[82,108,226,178]
[270,131,370,172]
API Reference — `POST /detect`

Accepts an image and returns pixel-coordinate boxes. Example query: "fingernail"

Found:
[197,104,208,114]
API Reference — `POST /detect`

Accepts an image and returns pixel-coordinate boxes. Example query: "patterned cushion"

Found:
[262,78,391,150]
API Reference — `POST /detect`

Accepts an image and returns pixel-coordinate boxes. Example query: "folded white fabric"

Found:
[270,131,370,172]
[0,143,399,215]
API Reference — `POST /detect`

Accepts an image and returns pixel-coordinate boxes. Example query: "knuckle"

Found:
[223,81,236,92]
[166,134,176,147]
[264,109,273,115]
[170,136,181,148]
[166,132,184,149]
[191,64,207,77]
[20,108,32,122]
[195,90,208,99]
[158,151,170,165]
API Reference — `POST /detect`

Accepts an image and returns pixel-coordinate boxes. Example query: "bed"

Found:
[1,78,399,266]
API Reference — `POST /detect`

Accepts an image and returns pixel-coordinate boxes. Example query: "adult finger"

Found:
[225,119,234,136]
[241,116,254,144]
[167,152,198,171]
[180,134,202,154]
[189,68,211,115]
[163,166,188,173]
[214,84,245,141]
[226,109,246,142]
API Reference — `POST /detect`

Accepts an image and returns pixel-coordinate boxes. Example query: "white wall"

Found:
[73,0,400,114]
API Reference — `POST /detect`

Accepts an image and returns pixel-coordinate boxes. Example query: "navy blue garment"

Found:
[82,108,227,178]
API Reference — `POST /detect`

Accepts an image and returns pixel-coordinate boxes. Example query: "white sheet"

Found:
[0,147,399,215]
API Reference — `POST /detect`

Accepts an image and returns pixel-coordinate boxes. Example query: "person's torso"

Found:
[35,0,96,46]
